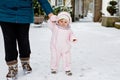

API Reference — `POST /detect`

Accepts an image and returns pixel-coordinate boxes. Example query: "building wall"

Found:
[79,0,83,15]
[51,0,120,16]
[50,0,55,6]
[65,0,71,7]
[117,0,120,16]
[50,0,71,6]
[94,0,102,22]
[102,0,110,16]
[83,0,91,17]
[74,0,81,20]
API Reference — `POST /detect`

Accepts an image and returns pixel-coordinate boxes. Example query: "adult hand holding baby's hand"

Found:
[50,15,57,22]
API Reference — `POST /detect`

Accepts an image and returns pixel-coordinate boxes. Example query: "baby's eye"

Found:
[64,21,68,23]
[60,21,63,23]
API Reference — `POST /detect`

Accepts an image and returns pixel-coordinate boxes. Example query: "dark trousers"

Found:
[0,22,31,62]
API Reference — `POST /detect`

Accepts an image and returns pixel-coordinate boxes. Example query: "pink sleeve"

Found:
[47,15,57,31]
[69,30,77,43]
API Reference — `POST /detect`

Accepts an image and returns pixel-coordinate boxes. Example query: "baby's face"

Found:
[58,19,69,27]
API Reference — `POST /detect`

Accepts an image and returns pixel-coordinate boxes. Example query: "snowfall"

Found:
[0,20,120,80]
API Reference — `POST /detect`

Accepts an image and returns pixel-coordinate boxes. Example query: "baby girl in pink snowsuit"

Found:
[48,12,77,76]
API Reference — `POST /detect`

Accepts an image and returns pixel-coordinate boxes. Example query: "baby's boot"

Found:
[65,70,72,76]
[51,69,57,74]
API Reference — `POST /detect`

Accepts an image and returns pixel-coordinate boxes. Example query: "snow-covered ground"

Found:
[0,22,120,80]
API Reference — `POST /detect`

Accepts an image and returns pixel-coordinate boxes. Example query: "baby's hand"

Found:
[50,15,57,22]
[73,39,77,42]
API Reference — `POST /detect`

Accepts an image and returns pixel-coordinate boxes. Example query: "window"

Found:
[57,0,63,6]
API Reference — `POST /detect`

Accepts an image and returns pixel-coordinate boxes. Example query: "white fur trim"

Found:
[58,15,70,22]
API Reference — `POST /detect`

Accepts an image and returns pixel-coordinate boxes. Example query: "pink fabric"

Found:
[48,15,77,71]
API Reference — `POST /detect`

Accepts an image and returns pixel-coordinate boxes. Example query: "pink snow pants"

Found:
[50,45,71,71]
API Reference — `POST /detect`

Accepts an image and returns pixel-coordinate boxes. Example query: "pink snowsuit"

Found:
[48,14,77,71]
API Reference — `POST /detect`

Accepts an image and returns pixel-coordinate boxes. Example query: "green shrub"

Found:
[52,6,72,16]
[33,0,45,16]
[107,0,118,16]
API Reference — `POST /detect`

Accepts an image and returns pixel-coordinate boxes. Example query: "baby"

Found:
[48,11,77,76]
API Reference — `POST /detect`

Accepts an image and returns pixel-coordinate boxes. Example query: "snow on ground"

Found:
[0,22,120,80]
[79,12,93,22]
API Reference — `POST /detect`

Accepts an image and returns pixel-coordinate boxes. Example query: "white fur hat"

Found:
[57,11,72,23]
